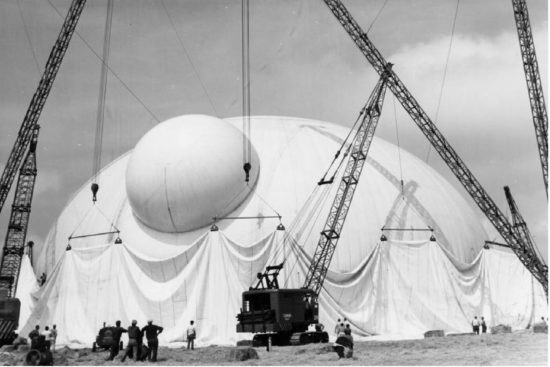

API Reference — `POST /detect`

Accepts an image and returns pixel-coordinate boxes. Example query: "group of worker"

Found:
[333,318,354,359]
[106,319,196,363]
[471,316,488,334]
[27,324,58,351]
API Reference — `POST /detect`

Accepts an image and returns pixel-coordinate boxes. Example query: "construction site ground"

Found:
[0,329,546,365]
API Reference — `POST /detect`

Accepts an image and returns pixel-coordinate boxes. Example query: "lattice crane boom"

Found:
[0,1,87,345]
[0,128,39,297]
[511,0,548,194]
[321,0,547,296]
[504,186,546,269]
[304,73,389,296]
[0,0,87,214]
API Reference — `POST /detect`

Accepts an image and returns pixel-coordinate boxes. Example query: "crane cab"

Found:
[236,288,317,334]
[236,263,328,346]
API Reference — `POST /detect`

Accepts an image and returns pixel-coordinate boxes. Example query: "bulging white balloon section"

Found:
[125,115,259,233]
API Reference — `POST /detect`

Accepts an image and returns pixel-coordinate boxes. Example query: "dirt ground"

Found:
[0,330,546,365]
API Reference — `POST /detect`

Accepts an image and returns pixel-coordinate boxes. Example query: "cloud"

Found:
[384,29,548,260]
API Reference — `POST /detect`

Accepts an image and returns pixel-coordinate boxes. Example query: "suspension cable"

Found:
[91,0,113,201]
[17,0,41,75]
[392,95,405,198]
[159,0,219,117]
[318,103,368,184]
[425,0,460,163]
[247,182,280,218]
[366,0,390,34]
[45,0,160,124]
[242,0,252,182]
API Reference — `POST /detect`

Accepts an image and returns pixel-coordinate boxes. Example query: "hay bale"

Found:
[424,330,445,338]
[0,346,15,353]
[533,323,548,334]
[0,351,16,366]
[490,324,511,334]
[236,339,253,347]
[316,344,334,354]
[227,347,259,361]
[17,345,30,354]
[446,332,475,337]
[54,354,70,366]
[12,337,27,349]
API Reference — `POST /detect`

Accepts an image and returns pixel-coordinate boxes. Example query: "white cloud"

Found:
[385,29,548,260]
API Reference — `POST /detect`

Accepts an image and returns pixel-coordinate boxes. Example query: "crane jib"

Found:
[0,0,87,214]
[303,74,389,296]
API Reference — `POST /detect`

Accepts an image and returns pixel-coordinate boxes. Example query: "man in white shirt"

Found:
[472,316,480,335]
[186,320,196,350]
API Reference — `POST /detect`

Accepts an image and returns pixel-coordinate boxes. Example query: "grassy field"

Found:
[0,330,547,365]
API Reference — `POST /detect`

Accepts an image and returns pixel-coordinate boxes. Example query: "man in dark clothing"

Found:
[121,320,141,362]
[344,323,352,335]
[28,325,40,349]
[481,317,487,333]
[333,328,354,359]
[141,319,163,362]
[106,320,127,361]
[186,320,196,350]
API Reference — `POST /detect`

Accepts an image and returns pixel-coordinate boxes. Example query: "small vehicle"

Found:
[25,335,53,366]
[92,326,123,352]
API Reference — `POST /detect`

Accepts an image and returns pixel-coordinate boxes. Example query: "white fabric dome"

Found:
[125,115,259,232]
[36,115,488,274]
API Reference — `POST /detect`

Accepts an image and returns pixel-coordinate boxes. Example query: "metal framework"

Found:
[0,128,39,297]
[484,240,510,249]
[253,263,284,290]
[303,74,388,296]
[0,0,87,214]
[321,0,547,296]
[504,186,547,271]
[512,0,548,194]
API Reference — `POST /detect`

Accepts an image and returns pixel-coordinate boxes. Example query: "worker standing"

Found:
[50,325,58,352]
[334,318,342,336]
[333,327,354,359]
[336,321,345,336]
[121,320,141,362]
[472,316,480,335]
[28,325,40,349]
[43,326,53,350]
[186,320,196,350]
[141,319,163,362]
[481,317,487,334]
[344,323,352,335]
[106,320,127,361]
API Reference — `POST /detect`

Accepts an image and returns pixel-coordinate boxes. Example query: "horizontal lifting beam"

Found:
[213,215,281,221]
[68,230,119,240]
[381,227,433,232]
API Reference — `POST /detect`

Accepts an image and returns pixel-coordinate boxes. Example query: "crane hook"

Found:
[243,162,251,182]
[91,183,99,203]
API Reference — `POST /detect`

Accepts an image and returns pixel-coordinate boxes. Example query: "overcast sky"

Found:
[0,0,548,261]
